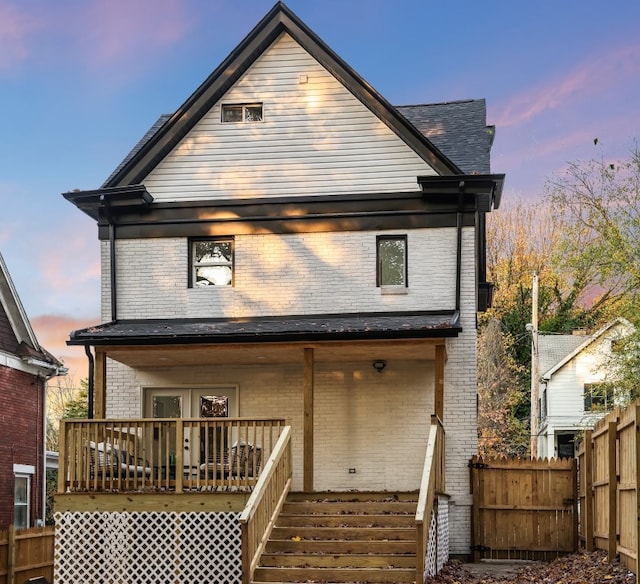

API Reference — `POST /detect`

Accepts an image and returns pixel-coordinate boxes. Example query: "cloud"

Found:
[31,314,98,382]
[36,226,101,300]
[494,43,640,129]
[0,1,41,69]
[0,0,195,73]
[78,0,193,67]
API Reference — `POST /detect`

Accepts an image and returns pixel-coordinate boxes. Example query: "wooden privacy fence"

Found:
[0,525,54,584]
[577,399,640,576]
[470,456,578,561]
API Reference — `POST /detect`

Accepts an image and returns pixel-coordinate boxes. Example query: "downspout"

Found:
[85,345,95,419]
[109,221,117,321]
[35,364,68,526]
[100,194,117,321]
[455,181,464,312]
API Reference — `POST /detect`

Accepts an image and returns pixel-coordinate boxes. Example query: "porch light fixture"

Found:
[372,360,386,373]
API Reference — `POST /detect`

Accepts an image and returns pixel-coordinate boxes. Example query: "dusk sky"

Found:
[1,0,639,382]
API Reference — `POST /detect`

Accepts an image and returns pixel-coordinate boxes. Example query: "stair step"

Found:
[277,513,415,527]
[259,553,416,568]
[265,539,416,555]
[285,491,418,502]
[253,566,416,583]
[271,526,416,541]
[282,500,417,515]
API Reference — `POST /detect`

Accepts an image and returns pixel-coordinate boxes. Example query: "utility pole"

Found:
[529,273,539,458]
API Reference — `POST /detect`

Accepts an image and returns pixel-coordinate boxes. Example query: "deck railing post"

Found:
[175,419,184,494]
[57,420,67,493]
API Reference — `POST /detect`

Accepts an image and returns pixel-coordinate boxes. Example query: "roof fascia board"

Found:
[105,2,460,187]
[542,317,634,380]
[0,251,39,350]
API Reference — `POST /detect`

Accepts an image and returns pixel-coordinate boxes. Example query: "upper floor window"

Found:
[221,103,263,123]
[584,383,613,411]
[377,235,407,288]
[191,238,234,287]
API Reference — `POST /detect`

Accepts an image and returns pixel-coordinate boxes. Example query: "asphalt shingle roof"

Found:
[68,311,461,345]
[396,100,492,175]
[538,334,592,376]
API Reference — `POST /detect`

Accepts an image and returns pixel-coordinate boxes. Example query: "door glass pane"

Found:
[153,395,182,418]
[200,396,229,418]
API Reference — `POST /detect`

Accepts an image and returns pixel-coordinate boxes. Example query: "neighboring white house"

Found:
[537,318,634,458]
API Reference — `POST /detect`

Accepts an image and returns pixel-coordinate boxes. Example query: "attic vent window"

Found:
[222,103,263,123]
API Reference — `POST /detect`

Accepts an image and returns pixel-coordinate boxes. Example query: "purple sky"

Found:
[1,0,639,380]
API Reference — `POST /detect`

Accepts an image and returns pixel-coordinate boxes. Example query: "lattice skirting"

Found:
[437,494,449,571]
[424,495,450,581]
[54,511,242,584]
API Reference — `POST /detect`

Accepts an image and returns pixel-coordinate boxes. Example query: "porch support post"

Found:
[303,347,314,492]
[94,348,107,419]
[435,344,446,421]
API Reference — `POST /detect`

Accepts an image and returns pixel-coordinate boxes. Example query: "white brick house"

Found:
[62,1,503,562]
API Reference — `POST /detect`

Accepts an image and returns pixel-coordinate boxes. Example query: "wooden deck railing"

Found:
[239,426,292,584]
[415,415,446,581]
[58,417,286,493]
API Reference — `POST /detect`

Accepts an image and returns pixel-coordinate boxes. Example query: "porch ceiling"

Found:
[100,339,441,368]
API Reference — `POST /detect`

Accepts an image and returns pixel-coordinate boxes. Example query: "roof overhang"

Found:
[63,185,154,221]
[68,310,461,347]
[417,174,505,212]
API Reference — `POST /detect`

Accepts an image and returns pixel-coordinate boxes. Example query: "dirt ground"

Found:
[427,550,636,583]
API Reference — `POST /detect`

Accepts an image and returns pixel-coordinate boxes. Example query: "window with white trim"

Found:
[14,474,30,529]
[191,238,234,287]
[584,382,613,411]
[221,103,263,123]
[376,235,407,288]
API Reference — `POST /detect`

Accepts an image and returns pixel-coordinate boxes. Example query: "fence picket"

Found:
[470,456,577,561]
[575,398,640,576]
[0,526,54,584]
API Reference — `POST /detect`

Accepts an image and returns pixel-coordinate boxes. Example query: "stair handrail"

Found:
[415,415,446,581]
[239,425,292,584]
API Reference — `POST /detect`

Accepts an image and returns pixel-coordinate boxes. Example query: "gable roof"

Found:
[539,317,634,380]
[103,1,461,189]
[0,251,65,373]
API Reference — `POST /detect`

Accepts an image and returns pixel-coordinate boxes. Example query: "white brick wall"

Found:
[106,358,433,492]
[103,227,459,320]
[102,227,478,555]
[442,229,478,555]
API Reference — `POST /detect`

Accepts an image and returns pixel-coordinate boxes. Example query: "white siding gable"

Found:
[143,32,437,202]
[544,323,631,427]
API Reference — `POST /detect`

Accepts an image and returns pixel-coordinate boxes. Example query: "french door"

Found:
[144,386,238,466]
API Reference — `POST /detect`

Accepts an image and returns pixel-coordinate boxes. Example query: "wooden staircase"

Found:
[251,491,419,584]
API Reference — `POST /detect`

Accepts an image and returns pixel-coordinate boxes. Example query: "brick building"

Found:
[0,252,65,529]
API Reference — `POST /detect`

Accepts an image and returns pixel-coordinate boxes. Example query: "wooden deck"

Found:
[58,417,286,494]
